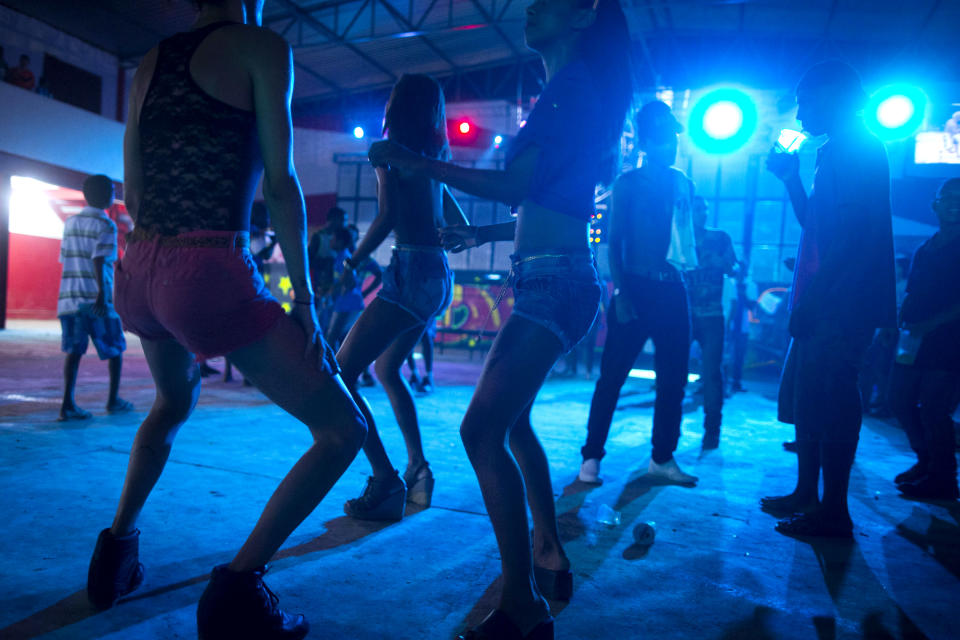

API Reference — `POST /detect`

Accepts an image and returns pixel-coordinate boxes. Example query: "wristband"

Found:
[293,298,315,305]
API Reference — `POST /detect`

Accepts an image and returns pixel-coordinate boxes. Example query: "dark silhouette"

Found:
[762,60,897,539]
[888,178,960,501]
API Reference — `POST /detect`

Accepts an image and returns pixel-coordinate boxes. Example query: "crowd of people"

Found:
[40,0,956,638]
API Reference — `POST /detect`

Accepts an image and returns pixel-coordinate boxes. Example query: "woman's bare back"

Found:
[384,169,447,246]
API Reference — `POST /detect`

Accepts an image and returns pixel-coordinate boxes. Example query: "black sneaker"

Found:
[197,564,309,640]
[87,528,145,610]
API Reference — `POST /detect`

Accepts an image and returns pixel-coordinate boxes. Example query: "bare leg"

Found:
[337,297,423,478]
[61,352,83,413]
[421,331,434,377]
[326,310,359,351]
[111,339,200,536]
[374,325,429,472]
[509,404,569,573]
[460,315,563,634]
[107,355,123,407]
[225,313,366,571]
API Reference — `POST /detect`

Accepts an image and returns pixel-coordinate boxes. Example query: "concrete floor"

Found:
[0,320,957,640]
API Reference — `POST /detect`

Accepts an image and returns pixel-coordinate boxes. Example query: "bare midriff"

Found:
[514,200,591,255]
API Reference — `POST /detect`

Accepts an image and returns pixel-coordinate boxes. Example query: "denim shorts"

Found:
[60,311,126,360]
[378,245,453,324]
[510,252,602,353]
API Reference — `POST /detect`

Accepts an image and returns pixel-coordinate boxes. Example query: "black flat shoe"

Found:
[457,610,554,640]
[534,565,573,601]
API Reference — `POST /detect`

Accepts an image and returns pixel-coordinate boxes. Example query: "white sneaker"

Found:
[579,458,603,484]
[647,458,698,486]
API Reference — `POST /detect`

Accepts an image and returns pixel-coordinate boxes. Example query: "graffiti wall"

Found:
[436,276,515,348]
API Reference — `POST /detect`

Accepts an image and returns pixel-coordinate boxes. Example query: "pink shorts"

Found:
[115,230,286,360]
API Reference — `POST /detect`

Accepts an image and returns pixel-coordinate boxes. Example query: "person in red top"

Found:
[6,54,36,90]
[763,60,897,539]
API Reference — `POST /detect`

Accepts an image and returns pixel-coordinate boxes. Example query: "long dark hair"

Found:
[382,74,450,160]
[576,0,633,184]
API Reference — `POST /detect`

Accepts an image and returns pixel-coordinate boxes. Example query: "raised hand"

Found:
[766,147,800,183]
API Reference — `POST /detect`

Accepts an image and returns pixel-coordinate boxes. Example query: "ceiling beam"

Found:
[467,0,524,60]
[293,53,542,107]
[272,0,397,82]
[295,60,343,93]
[375,0,460,71]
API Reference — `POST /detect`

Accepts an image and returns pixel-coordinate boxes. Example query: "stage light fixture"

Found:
[865,85,926,140]
[688,88,758,154]
[494,134,503,146]
[877,95,914,129]
[703,101,743,140]
[458,121,471,135]
[353,126,365,139]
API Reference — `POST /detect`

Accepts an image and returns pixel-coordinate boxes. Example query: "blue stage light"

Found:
[494,135,503,146]
[703,101,743,140]
[865,85,926,140]
[688,89,758,154]
[877,95,914,129]
[353,126,365,139]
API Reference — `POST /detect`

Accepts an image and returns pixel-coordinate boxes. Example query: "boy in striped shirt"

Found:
[58,174,132,420]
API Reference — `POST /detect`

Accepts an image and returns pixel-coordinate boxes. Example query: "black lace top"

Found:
[137,22,261,235]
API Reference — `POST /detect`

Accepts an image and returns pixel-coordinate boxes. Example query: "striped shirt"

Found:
[58,207,118,316]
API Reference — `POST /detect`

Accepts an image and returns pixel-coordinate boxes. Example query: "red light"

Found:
[458,121,471,135]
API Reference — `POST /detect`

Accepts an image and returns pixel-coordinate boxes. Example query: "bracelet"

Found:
[293,298,315,305]
[342,257,357,271]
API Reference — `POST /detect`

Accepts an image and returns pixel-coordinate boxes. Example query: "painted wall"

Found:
[0,82,125,180]
[7,233,60,319]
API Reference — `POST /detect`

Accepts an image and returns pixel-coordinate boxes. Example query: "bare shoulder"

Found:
[226,25,291,65]
[133,46,159,88]
[128,45,160,115]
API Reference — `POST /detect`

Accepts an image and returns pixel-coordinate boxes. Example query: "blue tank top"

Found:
[137,22,261,235]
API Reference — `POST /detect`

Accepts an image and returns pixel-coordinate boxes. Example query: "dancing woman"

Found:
[369,0,632,637]
[338,73,468,520]
[86,1,366,638]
